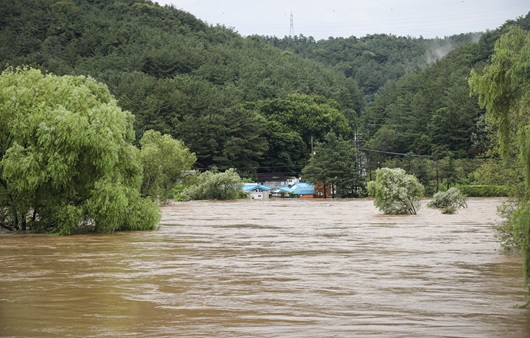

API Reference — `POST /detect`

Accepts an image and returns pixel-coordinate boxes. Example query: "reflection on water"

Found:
[1,198,529,337]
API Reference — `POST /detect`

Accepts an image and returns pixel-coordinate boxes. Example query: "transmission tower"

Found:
[290,12,294,36]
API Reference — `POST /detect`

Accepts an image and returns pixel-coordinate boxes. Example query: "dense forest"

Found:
[1,0,529,182]
[254,32,481,100]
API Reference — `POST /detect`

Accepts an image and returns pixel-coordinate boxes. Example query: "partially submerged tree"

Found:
[139,130,196,203]
[0,67,160,234]
[182,168,246,200]
[428,187,468,214]
[367,167,424,215]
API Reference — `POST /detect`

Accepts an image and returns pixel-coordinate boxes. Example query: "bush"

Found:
[428,187,468,214]
[493,201,521,253]
[182,168,247,200]
[172,183,188,202]
[458,185,509,197]
[367,168,425,215]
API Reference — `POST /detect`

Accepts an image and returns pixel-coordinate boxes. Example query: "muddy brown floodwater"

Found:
[1,198,529,337]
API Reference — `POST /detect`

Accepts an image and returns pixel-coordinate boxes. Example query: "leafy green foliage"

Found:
[302,132,363,197]
[470,26,530,163]
[359,14,530,163]
[474,158,524,189]
[175,106,268,174]
[494,199,530,306]
[458,185,509,197]
[494,201,521,253]
[469,26,530,301]
[245,94,352,173]
[0,67,159,234]
[172,183,188,202]
[367,168,425,215]
[247,94,351,144]
[139,130,196,203]
[364,43,483,157]
[428,187,468,214]
[182,168,246,200]
[369,155,475,196]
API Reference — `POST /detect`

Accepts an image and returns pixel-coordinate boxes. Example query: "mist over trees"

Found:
[254,32,482,101]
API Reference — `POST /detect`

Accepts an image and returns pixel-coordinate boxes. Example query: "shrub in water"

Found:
[367,168,424,215]
[428,187,468,214]
[182,168,246,200]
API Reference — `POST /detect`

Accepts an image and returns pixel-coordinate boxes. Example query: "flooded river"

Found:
[1,198,529,337]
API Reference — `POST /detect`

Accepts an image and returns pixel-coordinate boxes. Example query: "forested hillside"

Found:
[255,32,481,101]
[0,0,363,174]
[1,0,529,177]
[258,14,530,160]
[361,14,530,160]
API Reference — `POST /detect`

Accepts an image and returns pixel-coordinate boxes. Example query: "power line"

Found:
[359,147,431,158]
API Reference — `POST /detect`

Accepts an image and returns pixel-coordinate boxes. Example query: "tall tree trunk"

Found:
[13,207,19,231]
[31,208,38,230]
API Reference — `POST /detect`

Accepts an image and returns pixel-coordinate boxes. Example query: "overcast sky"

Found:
[154,0,530,40]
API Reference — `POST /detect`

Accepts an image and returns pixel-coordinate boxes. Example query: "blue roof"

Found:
[291,182,314,195]
[276,186,292,193]
[242,183,272,192]
[274,182,314,195]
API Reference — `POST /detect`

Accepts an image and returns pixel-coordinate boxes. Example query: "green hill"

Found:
[1,0,529,176]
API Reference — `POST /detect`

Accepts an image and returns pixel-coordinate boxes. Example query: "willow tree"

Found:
[0,67,160,235]
[469,26,530,305]
[139,130,196,203]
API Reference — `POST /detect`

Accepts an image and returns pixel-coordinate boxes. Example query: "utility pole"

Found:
[290,12,294,37]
